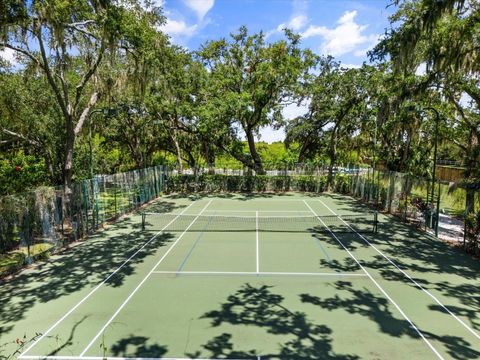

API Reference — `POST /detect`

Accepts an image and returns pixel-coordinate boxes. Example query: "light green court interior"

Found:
[1,193,479,360]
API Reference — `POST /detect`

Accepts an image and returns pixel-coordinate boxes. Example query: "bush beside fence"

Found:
[165,174,351,194]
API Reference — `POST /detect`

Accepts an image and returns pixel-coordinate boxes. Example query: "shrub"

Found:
[164,174,338,194]
[334,175,350,194]
[465,212,480,256]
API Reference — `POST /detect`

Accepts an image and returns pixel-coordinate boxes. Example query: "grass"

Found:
[410,183,466,217]
[86,186,158,225]
[0,242,53,277]
[0,252,25,276]
[370,174,467,217]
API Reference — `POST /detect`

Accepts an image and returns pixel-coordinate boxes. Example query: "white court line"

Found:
[303,200,444,360]
[79,200,213,357]
[19,201,197,358]
[151,270,368,277]
[19,356,251,360]
[212,198,318,201]
[204,209,312,212]
[317,198,480,341]
[145,213,327,219]
[256,210,259,274]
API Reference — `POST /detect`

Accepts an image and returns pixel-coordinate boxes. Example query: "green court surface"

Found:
[1,193,479,359]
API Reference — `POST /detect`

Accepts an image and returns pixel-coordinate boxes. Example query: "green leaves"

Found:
[198,27,317,172]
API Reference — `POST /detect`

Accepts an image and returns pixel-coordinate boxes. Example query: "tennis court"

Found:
[3,193,480,359]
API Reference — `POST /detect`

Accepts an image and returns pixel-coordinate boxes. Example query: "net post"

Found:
[141,211,146,231]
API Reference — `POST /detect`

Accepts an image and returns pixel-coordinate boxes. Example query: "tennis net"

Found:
[141,212,378,233]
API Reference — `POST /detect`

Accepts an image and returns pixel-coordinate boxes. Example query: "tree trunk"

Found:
[245,129,264,175]
[171,128,183,174]
[44,150,56,185]
[327,129,338,191]
[63,116,75,219]
[203,139,216,174]
[466,188,475,214]
[464,127,479,214]
[134,150,145,169]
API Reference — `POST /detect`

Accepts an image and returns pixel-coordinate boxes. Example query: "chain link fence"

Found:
[349,168,471,244]
[0,166,166,276]
[171,165,472,246]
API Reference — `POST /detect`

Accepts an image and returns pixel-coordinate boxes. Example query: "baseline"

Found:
[19,356,253,360]
[151,270,368,277]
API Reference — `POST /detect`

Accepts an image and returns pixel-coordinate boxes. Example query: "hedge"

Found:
[165,174,351,194]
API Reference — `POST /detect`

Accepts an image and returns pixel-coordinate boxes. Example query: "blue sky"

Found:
[160,0,394,67]
[159,0,395,142]
[0,0,396,143]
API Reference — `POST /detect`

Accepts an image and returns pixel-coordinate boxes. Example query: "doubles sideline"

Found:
[303,200,444,360]
[317,198,480,342]
[78,200,213,357]
[19,201,197,358]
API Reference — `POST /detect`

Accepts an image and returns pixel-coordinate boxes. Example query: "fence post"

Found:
[435,180,441,237]
[114,178,117,218]
[83,181,90,233]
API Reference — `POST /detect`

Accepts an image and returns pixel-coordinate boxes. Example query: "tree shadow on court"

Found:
[110,335,168,357]
[321,193,480,278]
[46,316,89,356]
[195,283,359,359]
[422,332,480,360]
[311,230,368,251]
[0,218,176,343]
[163,192,213,200]
[186,333,258,359]
[301,280,480,360]
[315,193,480,332]
[301,281,418,338]
[319,258,360,273]
[375,218,479,278]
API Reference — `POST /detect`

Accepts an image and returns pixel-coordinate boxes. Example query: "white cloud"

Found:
[160,18,198,37]
[341,63,362,69]
[0,48,16,65]
[301,10,378,57]
[182,0,214,20]
[277,14,308,32]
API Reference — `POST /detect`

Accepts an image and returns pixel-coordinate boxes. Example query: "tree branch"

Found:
[1,128,41,147]
[65,20,97,38]
[74,41,106,112]
[74,91,101,135]
[447,92,473,127]
[0,43,41,67]
[35,25,70,120]
[452,138,468,152]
